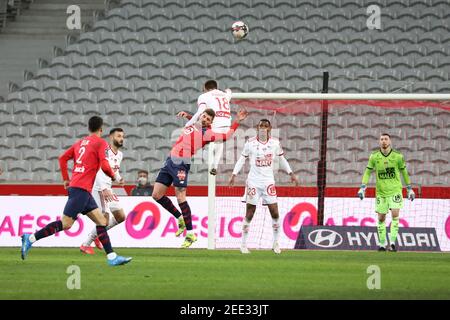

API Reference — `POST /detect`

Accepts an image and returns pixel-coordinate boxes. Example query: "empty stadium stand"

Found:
[0,0,449,186]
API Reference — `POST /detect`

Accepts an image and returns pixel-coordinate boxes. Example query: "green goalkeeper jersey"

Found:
[362,149,411,197]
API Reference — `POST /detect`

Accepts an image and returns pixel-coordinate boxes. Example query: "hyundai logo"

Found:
[308,229,343,248]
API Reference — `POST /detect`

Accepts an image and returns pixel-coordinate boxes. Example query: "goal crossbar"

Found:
[231,93,450,101]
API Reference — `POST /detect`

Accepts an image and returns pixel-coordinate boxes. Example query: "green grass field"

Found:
[1,248,449,299]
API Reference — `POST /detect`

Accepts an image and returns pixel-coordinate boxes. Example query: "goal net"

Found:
[209,93,450,251]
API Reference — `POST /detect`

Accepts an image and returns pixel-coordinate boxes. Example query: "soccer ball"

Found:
[231,21,249,40]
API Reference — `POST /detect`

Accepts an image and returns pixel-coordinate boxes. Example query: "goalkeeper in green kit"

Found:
[358,133,415,252]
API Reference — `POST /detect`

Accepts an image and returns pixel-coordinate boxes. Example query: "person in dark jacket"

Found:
[130,170,153,196]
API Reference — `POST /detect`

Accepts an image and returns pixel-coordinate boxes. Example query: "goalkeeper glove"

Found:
[357,184,366,200]
[407,185,415,201]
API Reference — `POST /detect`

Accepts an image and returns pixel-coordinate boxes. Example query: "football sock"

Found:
[107,252,117,260]
[377,219,387,247]
[157,196,181,218]
[272,218,280,245]
[83,229,97,247]
[106,216,118,231]
[96,226,113,254]
[390,217,400,245]
[34,220,63,241]
[242,218,251,247]
[83,216,119,247]
[179,201,192,231]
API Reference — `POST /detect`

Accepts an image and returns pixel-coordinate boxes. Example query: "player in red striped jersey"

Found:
[152,108,248,248]
[20,116,132,266]
[177,80,232,175]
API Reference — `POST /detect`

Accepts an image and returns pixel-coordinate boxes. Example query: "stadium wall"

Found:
[1,195,449,251]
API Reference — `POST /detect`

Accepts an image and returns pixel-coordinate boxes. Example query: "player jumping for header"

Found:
[177,80,232,175]
[80,128,127,255]
[229,119,299,254]
[358,133,415,252]
[20,116,132,266]
[152,108,248,248]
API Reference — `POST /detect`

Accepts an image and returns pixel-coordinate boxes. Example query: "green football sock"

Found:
[377,220,386,247]
[390,217,400,245]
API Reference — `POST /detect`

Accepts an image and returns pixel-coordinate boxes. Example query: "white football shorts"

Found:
[92,189,122,214]
[242,180,278,206]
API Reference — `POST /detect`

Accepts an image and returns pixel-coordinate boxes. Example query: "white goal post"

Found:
[206,92,450,250]
[231,93,450,100]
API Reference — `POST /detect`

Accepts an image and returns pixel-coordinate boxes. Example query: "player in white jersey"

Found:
[177,80,232,175]
[229,119,299,254]
[80,128,126,255]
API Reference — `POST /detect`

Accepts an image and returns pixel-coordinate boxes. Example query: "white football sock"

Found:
[29,234,36,243]
[107,252,117,260]
[272,218,280,246]
[106,216,118,231]
[83,216,120,246]
[242,218,251,247]
[82,228,98,247]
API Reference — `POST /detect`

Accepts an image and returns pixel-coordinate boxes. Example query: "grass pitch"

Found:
[0,248,449,299]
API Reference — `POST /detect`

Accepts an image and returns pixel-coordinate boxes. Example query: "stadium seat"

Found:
[31,161,54,173]
[417,140,440,152]
[52,127,75,139]
[6,127,28,138]
[29,127,52,138]
[334,128,357,142]
[15,138,38,150]
[21,115,42,127]
[45,115,68,127]
[8,160,31,173]
[394,140,416,153]
[22,149,46,161]
[38,138,61,150]
[59,103,80,116]
[1,149,21,161]
[0,137,14,151]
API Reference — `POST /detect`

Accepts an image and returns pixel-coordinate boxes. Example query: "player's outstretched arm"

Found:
[184,102,207,127]
[205,108,248,143]
[176,111,192,121]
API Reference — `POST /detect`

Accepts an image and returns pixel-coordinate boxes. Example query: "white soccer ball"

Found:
[231,21,249,40]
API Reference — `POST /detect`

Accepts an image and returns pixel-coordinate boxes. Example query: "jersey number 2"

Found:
[76,147,85,164]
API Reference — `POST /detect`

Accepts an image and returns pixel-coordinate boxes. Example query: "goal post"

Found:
[207,142,216,250]
[231,93,450,100]
[207,92,450,250]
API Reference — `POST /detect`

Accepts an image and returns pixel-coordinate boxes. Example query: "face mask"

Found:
[258,129,268,141]
[138,177,147,185]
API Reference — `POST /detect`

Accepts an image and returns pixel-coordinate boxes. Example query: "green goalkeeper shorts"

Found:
[375,193,403,214]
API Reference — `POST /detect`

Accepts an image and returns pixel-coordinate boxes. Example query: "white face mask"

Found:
[257,129,269,141]
[138,177,147,185]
